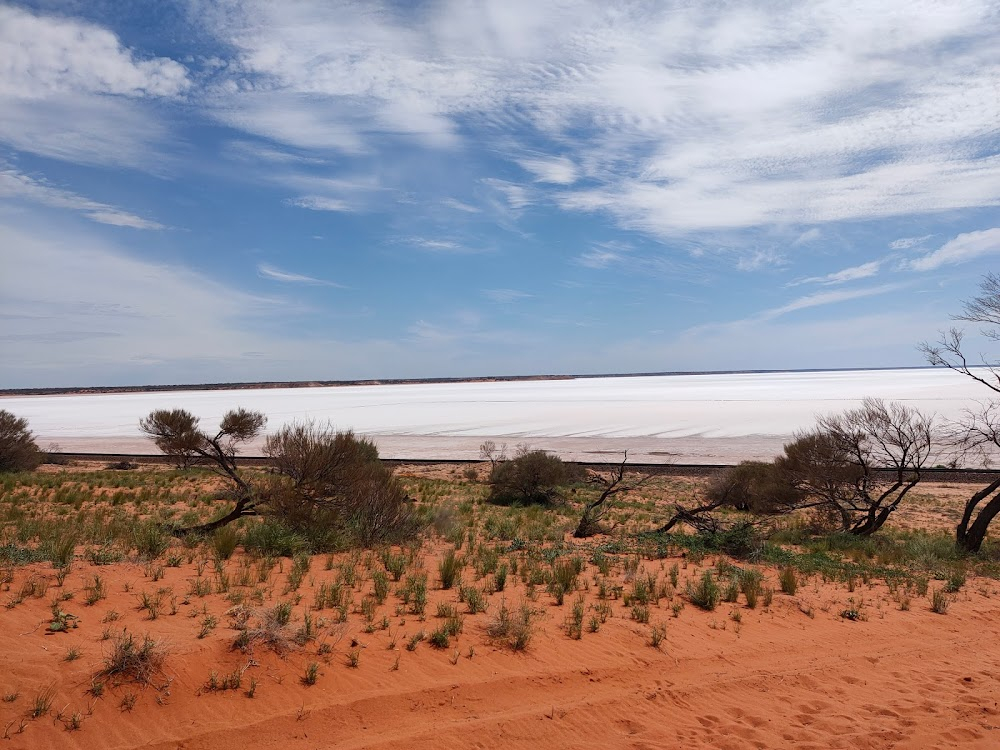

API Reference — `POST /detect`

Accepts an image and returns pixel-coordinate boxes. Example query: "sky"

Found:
[1,0,999,388]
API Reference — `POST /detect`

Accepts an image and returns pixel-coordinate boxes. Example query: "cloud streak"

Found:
[0,167,164,230]
[905,229,1000,272]
[257,263,344,287]
[761,284,906,321]
[789,262,882,287]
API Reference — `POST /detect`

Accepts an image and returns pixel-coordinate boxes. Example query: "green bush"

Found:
[0,410,42,473]
[686,570,720,611]
[243,519,307,558]
[705,461,802,514]
[487,449,585,505]
[263,424,421,549]
[212,526,240,560]
[438,548,462,589]
[779,567,798,595]
[132,522,170,560]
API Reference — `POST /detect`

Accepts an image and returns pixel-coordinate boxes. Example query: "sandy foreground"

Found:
[3,541,999,749]
[2,472,1000,750]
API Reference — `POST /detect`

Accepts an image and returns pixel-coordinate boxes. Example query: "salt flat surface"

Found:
[0,369,983,463]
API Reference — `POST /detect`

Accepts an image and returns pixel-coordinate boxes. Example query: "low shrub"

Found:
[686,571,720,611]
[98,631,167,684]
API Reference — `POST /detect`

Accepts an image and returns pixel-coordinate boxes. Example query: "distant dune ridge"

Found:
[0,368,981,464]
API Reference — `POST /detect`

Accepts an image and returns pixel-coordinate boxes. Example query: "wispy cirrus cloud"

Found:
[889,235,934,250]
[0,166,164,230]
[789,261,882,287]
[905,228,1000,272]
[516,156,578,185]
[575,245,628,270]
[761,284,905,321]
[286,196,353,212]
[441,198,481,213]
[404,237,486,254]
[193,0,1000,245]
[257,263,344,287]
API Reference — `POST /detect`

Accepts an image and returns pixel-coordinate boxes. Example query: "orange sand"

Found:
[2,541,999,750]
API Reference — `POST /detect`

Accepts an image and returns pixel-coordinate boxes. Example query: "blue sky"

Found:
[1,0,998,388]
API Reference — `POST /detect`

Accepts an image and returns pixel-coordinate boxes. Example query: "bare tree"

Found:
[920,272,1000,551]
[139,408,266,534]
[573,452,651,538]
[778,398,934,536]
[655,494,733,535]
[479,440,507,469]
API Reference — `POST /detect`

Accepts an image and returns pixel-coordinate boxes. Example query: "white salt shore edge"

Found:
[0,368,982,464]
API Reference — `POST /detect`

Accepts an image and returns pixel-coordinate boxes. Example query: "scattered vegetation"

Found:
[2,431,999,745]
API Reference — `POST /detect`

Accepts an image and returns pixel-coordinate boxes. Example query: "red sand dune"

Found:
[3,542,1000,750]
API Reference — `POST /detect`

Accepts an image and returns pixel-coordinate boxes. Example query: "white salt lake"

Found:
[0,368,988,464]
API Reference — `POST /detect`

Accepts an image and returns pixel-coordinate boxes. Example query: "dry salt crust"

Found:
[0,368,982,464]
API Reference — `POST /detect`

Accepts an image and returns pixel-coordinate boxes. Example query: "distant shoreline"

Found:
[0,365,931,397]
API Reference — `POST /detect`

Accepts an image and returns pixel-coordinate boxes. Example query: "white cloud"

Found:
[0,166,164,230]
[82,211,165,231]
[211,91,367,154]
[761,284,904,320]
[273,172,391,214]
[906,228,1000,271]
[405,237,485,254]
[0,93,175,171]
[560,156,1000,233]
[516,156,578,185]
[482,178,533,210]
[0,219,271,377]
[0,6,188,98]
[257,263,343,286]
[442,198,482,213]
[193,0,1000,237]
[575,244,628,269]
[223,140,326,165]
[793,229,821,245]
[736,249,785,272]
[0,6,188,169]
[790,261,882,286]
[889,234,934,250]
[286,196,353,212]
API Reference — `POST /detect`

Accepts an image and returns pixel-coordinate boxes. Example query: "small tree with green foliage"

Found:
[140,407,266,534]
[0,409,42,473]
[263,423,417,548]
[141,411,417,546]
[704,460,803,514]
[487,446,585,505]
